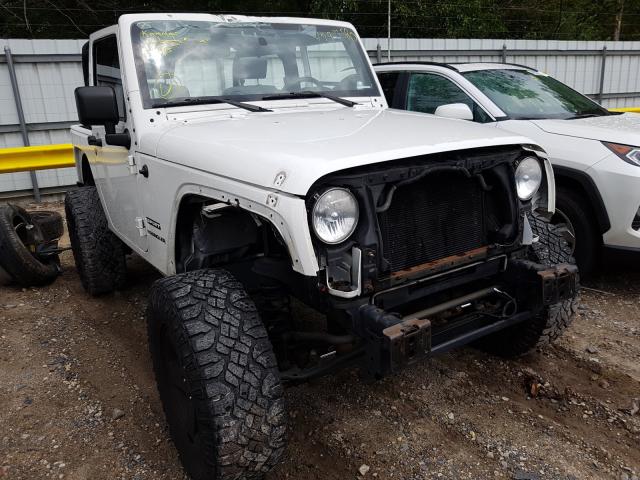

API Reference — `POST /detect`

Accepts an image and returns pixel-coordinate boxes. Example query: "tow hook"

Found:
[358,305,431,377]
[538,263,578,305]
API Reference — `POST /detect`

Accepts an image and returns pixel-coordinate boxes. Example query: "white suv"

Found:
[375,62,640,274]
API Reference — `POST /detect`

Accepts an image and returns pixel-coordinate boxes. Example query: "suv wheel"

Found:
[552,188,599,276]
[477,215,579,357]
[147,269,287,480]
[65,186,127,295]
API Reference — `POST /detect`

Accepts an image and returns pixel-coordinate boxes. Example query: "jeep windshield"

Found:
[131,20,379,109]
[463,69,610,120]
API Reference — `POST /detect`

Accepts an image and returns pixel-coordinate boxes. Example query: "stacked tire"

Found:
[0,204,63,287]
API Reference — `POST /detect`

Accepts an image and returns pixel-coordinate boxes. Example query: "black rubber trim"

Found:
[553,165,611,234]
[372,61,459,71]
[602,244,640,266]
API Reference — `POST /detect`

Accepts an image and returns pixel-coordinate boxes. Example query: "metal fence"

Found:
[2,37,640,198]
[363,38,640,108]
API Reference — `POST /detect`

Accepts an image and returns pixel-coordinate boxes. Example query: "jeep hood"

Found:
[531,112,640,145]
[151,107,531,196]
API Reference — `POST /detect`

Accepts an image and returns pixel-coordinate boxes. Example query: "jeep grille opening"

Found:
[378,171,487,273]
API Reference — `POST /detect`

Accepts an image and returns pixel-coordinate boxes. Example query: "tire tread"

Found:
[478,214,579,357]
[148,269,287,480]
[65,186,126,295]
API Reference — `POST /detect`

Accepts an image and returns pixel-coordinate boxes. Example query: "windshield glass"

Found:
[131,20,379,108]
[463,69,609,119]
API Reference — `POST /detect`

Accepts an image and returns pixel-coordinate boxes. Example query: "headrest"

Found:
[234,57,268,80]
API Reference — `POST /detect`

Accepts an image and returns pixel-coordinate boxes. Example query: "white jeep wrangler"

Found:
[68,13,579,480]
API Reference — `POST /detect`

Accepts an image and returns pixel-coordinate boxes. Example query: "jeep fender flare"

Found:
[169,184,319,276]
[73,147,95,186]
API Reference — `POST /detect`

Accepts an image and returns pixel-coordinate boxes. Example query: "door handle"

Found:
[139,165,149,178]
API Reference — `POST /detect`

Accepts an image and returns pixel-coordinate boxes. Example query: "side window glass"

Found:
[93,36,126,121]
[406,73,490,123]
[377,72,400,106]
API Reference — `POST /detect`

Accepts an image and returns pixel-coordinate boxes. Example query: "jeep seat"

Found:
[223,56,278,95]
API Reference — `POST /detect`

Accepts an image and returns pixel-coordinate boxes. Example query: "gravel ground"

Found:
[0,202,639,480]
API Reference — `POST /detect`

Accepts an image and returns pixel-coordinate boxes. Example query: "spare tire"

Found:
[30,210,64,241]
[0,205,59,287]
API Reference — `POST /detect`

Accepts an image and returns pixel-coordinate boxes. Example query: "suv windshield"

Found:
[131,20,379,108]
[463,69,609,120]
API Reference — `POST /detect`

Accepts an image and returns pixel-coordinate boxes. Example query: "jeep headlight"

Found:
[312,188,359,244]
[515,157,543,200]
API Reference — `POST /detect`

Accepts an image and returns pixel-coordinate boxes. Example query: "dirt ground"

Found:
[1,202,639,480]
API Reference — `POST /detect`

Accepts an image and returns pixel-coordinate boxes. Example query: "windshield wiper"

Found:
[566,112,606,120]
[151,96,272,112]
[261,91,358,107]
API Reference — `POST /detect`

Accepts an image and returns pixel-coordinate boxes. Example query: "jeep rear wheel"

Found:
[65,186,127,295]
[477,215,579,357]
[147,269,287,480]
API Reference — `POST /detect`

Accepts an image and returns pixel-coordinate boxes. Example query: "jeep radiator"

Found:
[378,170,488,273]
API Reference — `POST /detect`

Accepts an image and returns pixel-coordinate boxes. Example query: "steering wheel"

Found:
[283,76,324,91]
[338,73,362,91]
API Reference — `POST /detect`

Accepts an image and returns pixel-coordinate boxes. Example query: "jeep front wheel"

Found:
[477,215,579,357]
[147,269,287,480]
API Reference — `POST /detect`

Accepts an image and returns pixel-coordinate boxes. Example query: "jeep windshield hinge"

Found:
[135,217,147,237]
[127,155,137,175]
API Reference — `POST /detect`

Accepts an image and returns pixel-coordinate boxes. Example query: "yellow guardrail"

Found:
[609,107,640,113]
[0,143,74,174]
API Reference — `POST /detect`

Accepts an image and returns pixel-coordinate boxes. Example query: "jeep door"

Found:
[89,31,148,253]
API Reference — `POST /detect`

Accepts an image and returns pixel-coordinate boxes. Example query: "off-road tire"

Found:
[0,204,59,287]
[65,186,126,295]
[147,269,287,480]
[478,215,579,357]
[553,187,599,276]
[30,210,64,241]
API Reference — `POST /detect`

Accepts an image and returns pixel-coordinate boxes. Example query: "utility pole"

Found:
[387,0,391,61]
[614,0,624,41]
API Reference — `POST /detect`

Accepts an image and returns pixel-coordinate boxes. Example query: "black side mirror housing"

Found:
[75,86,119,134]
[106,131,131,149]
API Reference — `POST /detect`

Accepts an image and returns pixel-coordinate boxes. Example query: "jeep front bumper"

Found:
[353,260,578,378]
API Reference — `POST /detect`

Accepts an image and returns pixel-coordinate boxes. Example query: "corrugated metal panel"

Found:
[3,37,640,197]
[0,39,83,194]
[365,37,640,99]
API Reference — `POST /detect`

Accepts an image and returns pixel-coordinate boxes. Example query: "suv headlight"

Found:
[603,141,640,166]
[312,188,359,244]
[515,157,542,200]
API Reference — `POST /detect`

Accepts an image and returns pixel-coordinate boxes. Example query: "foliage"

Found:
[0,0,638,40]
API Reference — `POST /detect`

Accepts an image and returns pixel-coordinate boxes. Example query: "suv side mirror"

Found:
[75,86,119,133]
[434,103,474,121]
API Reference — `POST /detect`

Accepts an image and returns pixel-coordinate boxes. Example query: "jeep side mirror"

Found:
[434,103,474,121]
[74,86,119,134]
[75,86,130,148]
